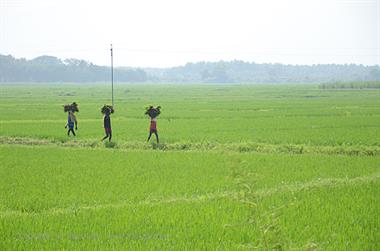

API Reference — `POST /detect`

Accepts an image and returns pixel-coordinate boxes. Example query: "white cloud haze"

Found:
[1,0,379,67]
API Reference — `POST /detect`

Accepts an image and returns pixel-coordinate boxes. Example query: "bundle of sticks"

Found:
[101,105,114,114]
[63,102,79,112]
[145,105,161,118]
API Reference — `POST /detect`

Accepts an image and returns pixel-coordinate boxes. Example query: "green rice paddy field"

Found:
[0,83,379,250]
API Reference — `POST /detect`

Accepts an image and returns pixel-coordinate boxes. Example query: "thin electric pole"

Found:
[110,44,114,107]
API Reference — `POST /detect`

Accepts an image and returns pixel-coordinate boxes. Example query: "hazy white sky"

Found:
[1,0,379,67]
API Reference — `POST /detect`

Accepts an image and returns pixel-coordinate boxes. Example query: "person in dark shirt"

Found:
[101,105,113,142]
[102,112,112,142]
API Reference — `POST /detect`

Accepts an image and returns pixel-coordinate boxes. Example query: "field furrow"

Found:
[1,136,380,156]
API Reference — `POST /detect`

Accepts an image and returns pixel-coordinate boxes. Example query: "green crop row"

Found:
[0,145,379,250]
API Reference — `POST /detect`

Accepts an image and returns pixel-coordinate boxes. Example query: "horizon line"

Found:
[2,53,379,69]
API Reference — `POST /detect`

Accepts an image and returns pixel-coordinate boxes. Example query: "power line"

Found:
[110,44,114,107]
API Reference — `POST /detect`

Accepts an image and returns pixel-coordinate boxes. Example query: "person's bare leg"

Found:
[102,133,109,141]
[154,131,159,144]
[68,128,75,136]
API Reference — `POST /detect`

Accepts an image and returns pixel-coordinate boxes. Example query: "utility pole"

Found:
[111,44,114,107]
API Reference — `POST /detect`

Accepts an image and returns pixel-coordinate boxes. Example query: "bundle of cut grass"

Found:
[101,105,114,114]
[145,105,161,118]
[63,102,79,112]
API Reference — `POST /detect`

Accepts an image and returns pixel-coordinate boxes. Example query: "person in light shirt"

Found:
[64,102,78,136]
[65,111,77,136]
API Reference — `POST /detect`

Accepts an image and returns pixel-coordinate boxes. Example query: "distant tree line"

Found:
[148,61,380,83]
[0,54,147,82]
[1,54,379,83]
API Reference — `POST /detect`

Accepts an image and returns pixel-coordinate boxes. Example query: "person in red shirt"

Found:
[145,106,161,144]
[147,117,159,143]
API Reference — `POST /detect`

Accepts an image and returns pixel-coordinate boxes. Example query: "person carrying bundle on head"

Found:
[145,105,161,144]
[64,102,78,136]
[101,105,114,142]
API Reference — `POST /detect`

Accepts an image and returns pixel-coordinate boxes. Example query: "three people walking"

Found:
[63,103,162,144]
